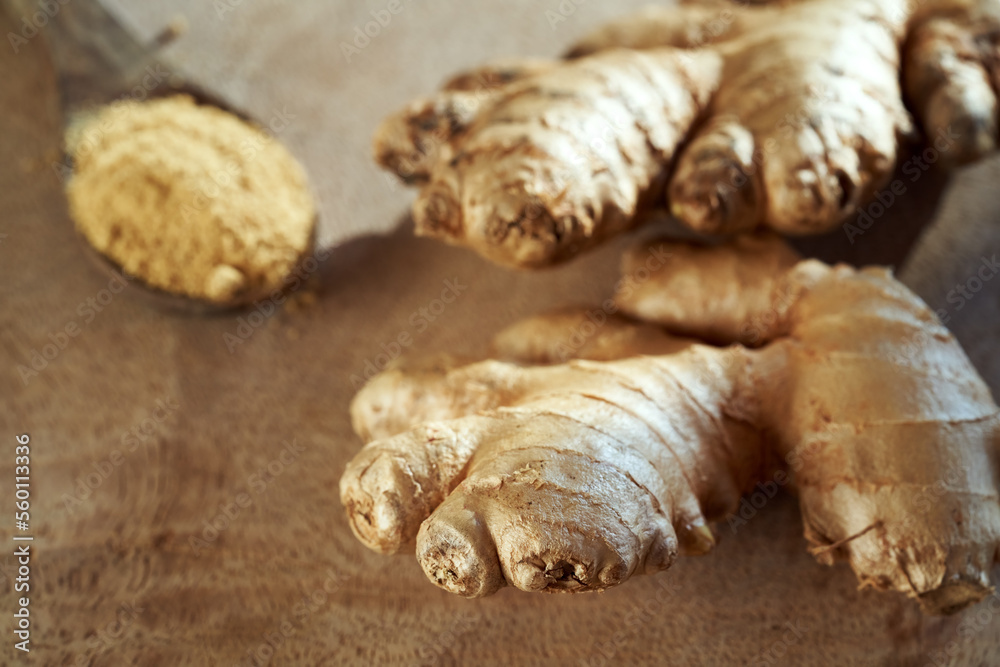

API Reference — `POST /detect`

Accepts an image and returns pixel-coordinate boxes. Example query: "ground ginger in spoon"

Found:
[66,95,315,304]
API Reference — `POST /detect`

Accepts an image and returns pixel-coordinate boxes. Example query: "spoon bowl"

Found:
[75,222,320,316]
[5,0,320,313]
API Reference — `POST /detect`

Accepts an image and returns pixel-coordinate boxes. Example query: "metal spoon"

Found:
[4,0,319,314]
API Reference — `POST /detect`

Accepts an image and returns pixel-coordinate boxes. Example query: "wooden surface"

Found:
[2,1,1000,665]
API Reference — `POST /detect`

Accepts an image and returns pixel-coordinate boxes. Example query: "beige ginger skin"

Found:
[373,0,1000,267]
[341,235,1000,615]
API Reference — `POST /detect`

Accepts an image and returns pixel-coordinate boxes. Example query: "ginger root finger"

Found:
[490,308,693,364]
[666,115,763,233]
[570,1,912,235]
[758,261,1000,614]
[381,47,721,269]
[615,233,800,345]
[373,91,490,185]
[351,309,691,443]
[350,357,521,443]
[904,9,1000,165]
[624,238,1000,613]
[339,415,493,554]
[678,0,912,234]
[418,437,677,598]
[414,351,765,596]
[373,59,553,184]
[346,346,764,566]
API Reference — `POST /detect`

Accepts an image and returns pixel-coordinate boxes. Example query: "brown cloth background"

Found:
[2,1,999,664]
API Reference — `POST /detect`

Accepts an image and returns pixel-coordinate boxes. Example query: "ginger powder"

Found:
[66,95,315,304]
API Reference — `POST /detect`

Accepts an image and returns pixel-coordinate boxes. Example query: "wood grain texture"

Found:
[1,1,999,665]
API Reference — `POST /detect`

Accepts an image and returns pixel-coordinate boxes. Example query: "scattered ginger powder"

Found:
[66,95,316,303]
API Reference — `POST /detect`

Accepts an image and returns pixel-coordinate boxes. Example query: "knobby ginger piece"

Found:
[341,235,1000,615]
[375,0,1000,267]
[67,95,315,304]
[375,48,721,268]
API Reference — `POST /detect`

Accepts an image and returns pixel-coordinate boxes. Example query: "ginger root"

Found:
[376,48,719,267]
[340,235,1000,614]
[374,0,1000,267]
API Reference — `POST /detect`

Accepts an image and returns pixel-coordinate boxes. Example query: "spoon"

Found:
[4,0,319,314]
